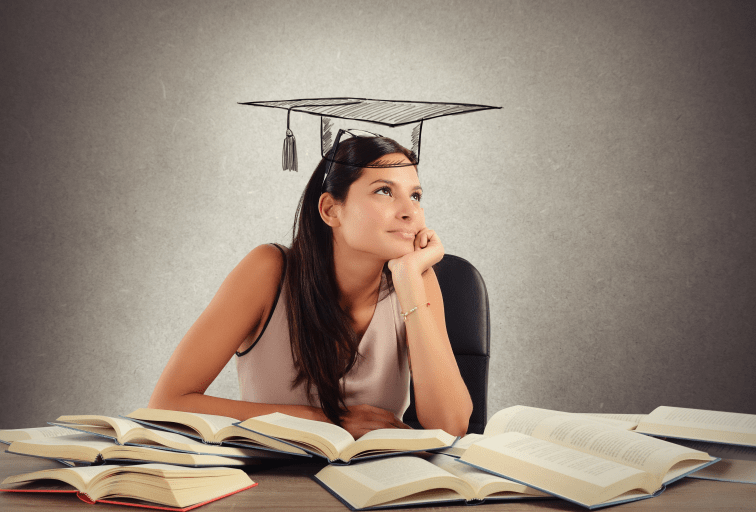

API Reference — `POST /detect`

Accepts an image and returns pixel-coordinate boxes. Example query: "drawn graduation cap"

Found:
[239,97,500,173]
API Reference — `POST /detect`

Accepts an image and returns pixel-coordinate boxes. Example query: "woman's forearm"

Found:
[393,272,473,437]
[405,308,473,436]
[147,390,328,423]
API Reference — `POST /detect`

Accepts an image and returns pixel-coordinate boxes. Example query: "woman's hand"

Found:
[387,228,444,281]
[340,404,412,439]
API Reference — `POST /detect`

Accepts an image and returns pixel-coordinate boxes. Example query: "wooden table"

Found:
[1,450,754,511]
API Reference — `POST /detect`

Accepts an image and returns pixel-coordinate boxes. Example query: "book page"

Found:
[0,426,76,444]
[55,415,144,441]
[3,464,117,489]
[127,428,266,457]
[189,413,238,435]
[348,456,464,491]
[637,406,756,445]
[357,428,452,442]
[647,407,756,431]
[662,458,714,483]
[220,426,310,455]
[104,445,247,466]
[7,435,109,464]
[377,488,465,507]
[670,439,756,461]
[687,458,756,484]
[7,434,247,467]
[427,454,544,498]
[340,428,456,461]
[10,434,113,451]
[108,463,243,478]
[133,428,211,449]
[238,413,353,459]
[544,418,711,477]
[484,406,565,436]
[485,406,636,436]
[578,413,648,424]
[126,408,230,440]
[316,455,473,507]
[466,432,650,488]
[483,406,711,480]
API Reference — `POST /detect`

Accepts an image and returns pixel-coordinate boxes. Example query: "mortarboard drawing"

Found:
[239,97,501,172]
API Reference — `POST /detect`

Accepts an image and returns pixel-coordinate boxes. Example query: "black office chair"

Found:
[402,253,490,435]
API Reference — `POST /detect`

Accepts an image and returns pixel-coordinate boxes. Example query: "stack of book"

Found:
[0,412,309,468]
[0,409,309,510]
[312,405,756,510]
[0,407,461,509]
[2,404,754,510]
[125,408,458,464]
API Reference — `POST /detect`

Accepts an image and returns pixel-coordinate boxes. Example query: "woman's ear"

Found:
[318,193,342,228]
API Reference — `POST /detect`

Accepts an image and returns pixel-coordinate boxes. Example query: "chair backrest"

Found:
[402,254,490,435]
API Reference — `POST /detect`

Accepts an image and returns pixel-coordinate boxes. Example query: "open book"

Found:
[0,463,256,511]
[125,408,309,456]
[0,426,75,445]
[0,426,87,467]
[314,454,550,510]
[234,412,457,463]
[455,405,717,509]
[635,406,756,447]
[53,414,293,459]
[663,439,756,484]
[439,407,640,458]
[7,434,262,467]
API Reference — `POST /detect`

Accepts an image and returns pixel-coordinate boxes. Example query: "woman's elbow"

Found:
[440,394,474,437]
[445,417,470,438]
[432,414,470,438]
[147,385,184,411]
[453,400,474,436]
[147,392,169,410]
[418,402,472,437]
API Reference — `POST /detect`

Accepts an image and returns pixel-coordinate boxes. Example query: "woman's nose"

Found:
[397,197,419,219]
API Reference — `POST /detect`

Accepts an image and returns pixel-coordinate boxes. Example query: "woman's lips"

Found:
[389,231,416,240]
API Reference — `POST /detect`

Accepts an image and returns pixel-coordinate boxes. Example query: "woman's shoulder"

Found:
[223,244,287,303]
[235,243,286,282]
[247,242,288,263]
[231,244,288,356]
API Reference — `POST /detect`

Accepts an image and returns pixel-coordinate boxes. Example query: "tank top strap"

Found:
[235,243,287,357]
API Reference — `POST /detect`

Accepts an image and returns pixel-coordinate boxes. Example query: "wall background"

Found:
[1,0,754,429]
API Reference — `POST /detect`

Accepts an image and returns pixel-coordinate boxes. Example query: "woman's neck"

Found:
[332,240,384,313]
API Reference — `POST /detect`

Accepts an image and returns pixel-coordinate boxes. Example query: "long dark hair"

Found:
[284,136,415,425]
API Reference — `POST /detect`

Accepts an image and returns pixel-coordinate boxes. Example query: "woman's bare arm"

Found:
[148,244,407,438]
[389,229,473,437]
[148,244,327,422]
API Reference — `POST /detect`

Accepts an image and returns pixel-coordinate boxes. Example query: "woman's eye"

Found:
[374,187,421,202]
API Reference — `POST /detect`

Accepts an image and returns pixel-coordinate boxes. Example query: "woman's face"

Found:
[333,153,425,261]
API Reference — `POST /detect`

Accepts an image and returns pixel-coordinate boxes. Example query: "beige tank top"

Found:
[235,244,411,420]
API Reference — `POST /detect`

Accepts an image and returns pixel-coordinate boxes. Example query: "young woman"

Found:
[148,136,472,438]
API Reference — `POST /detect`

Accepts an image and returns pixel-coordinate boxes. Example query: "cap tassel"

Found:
[282,128,297,172]
[282,107,298,172]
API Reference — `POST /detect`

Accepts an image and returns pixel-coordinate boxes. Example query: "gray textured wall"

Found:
[1,0,755,429]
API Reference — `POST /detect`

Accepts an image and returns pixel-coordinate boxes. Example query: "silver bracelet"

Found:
[400,302,430,322]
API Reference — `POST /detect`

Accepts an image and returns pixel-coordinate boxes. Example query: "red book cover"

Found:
[1,481,258,510]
